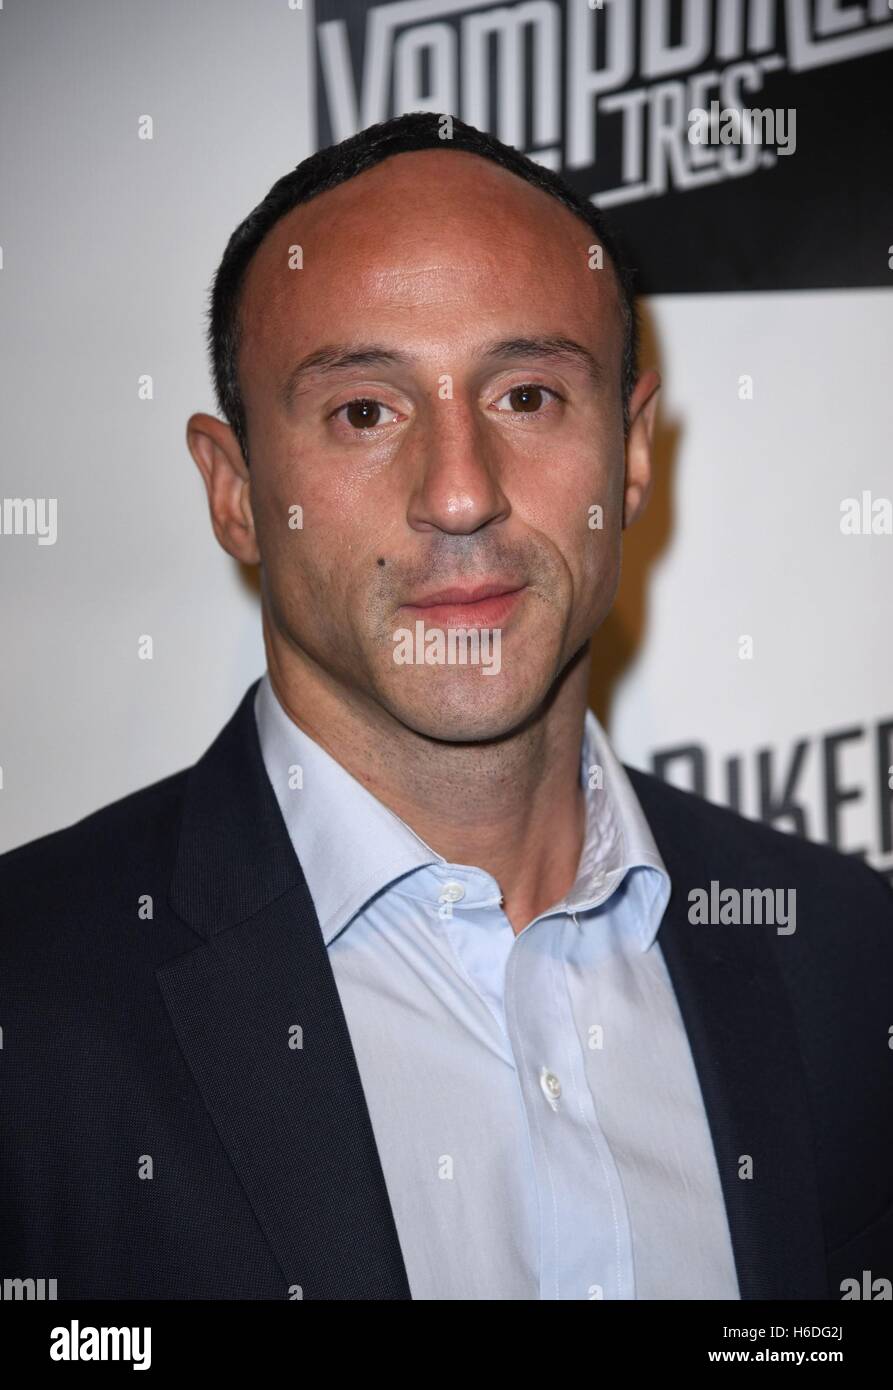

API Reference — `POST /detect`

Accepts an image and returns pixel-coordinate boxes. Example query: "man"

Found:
[1,113,891,1302]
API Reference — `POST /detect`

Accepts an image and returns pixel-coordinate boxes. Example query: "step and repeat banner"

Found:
[1,0,891,881]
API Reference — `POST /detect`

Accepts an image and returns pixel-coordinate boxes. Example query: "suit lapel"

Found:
[627,767,829,1299]
[157,681,411,1299]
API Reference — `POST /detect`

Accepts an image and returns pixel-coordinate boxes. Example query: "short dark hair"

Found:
[206,112,639,463]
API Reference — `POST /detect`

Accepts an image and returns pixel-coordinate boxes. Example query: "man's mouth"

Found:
[398,582,527,629]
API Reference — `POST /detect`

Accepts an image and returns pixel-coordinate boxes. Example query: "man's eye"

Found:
[332,398,399,430]
[491,383,562,414]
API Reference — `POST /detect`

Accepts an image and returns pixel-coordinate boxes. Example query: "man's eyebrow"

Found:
[480,336,604,386]
[279,335,604,410]
[280,346,412,410]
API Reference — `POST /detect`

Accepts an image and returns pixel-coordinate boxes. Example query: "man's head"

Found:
[188,112,660,743]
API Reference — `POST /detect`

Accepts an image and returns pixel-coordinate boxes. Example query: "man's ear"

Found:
[186,413,260,565]
[622,368,661,530]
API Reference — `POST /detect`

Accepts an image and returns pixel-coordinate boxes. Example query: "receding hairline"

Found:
[233,144,630,393]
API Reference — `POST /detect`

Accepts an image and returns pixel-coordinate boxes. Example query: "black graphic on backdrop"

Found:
[313,0,893,292]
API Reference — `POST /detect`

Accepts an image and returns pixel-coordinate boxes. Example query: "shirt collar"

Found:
[254,671,670,951]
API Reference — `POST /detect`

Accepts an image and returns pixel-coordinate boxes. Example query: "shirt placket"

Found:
[503,914,636,1301]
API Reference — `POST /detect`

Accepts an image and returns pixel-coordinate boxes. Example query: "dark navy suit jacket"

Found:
[1,680,892,1300]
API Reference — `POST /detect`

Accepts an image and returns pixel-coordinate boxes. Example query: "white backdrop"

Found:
[2,1,890,879]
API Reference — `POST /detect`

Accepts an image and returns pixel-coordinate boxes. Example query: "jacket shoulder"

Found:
[0,767,191,920]
[624,762,893,916]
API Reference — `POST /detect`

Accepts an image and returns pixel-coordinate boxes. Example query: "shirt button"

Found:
[439,881,466,904]
[539,1067,562,1110]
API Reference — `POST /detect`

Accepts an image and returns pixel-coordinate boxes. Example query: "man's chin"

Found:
[378,672,551,745]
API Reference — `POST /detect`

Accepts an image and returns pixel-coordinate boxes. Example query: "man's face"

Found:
[236,149,638,742]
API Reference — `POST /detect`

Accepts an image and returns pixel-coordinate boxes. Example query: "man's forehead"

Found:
[238,150,622,376]
[242,149,600,305]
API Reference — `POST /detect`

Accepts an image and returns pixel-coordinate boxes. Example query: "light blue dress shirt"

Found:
[254,673,740,1300]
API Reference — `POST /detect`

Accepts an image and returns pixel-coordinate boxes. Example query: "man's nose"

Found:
[404,400,511,535]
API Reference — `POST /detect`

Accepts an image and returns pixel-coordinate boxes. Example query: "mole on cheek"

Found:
[376,557,386,567]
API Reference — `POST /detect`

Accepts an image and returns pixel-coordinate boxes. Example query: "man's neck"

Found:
[264,633,591,936]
